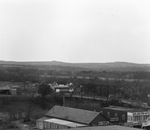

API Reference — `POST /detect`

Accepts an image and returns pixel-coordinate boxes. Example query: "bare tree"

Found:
[25,83,38,119]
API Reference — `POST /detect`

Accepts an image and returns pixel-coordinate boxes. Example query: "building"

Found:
[37,118,87,130]
[36,105,110,129]
[36,117,49,129]
[99,106,129,123]
[0,86,11,94]
[74,105,150,126]
[127,110,150,125]
[50,83,74,93]
[142,116,150,129]
[45,105,109,126]
[72,105,129,124]
[11,85,22,95]
[0,84,22,95]
[100,106,150,126]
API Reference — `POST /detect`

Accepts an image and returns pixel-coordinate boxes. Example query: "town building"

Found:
[91,105,150,126]
[73,105,150,126]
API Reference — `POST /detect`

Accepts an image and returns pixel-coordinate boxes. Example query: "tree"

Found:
[38,83,53,98]
[25,83,38,119]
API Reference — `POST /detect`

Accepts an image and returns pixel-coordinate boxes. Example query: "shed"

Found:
[0,86,11,94]
[44,118,87,129]
[45,105,109,126]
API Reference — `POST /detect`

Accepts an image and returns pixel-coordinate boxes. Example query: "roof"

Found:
[54,85,69,89]
[37,117,49,122]
[0,86,11,90]
[60,125,141,130]
[45,118,87,127]
[104,106,144,112]
[11,85,20,88]
[45,105,104,124]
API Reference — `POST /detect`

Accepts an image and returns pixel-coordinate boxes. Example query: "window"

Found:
[115,113,118,117]
[107,112,110,118]
[98,122,103,125]
[122,114,125,120]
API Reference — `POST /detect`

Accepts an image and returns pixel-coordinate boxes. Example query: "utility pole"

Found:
[62,94,66,106]
[107,85,109,101]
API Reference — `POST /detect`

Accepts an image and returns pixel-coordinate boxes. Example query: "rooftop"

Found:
[45,105,106,124]
[104,106,144,112]
[45,118,87,127]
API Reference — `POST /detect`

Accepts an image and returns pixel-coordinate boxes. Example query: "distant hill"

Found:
[0,60,150,72]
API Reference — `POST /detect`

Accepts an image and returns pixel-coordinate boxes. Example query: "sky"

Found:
[0,0,150,63]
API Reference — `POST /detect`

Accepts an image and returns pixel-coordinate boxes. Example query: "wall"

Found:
[44,121,69,129]
[99,108,127,123]
[90,114,109,126]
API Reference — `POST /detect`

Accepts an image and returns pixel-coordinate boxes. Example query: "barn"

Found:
[36,105,110,129]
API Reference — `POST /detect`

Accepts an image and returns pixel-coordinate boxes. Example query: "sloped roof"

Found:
[45,105,103,124]
[45,118,87,127]
[0,86,11,90]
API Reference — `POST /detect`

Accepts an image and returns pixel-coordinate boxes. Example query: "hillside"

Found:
[0,60,150,72]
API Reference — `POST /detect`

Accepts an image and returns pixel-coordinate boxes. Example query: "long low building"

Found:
[37,118,87,130]
[36,105,110,129]
[45,105,109,126]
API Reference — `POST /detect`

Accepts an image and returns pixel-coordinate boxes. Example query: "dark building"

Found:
[99,106,129,123]
[0,86,11,94]
[74,104,150,126]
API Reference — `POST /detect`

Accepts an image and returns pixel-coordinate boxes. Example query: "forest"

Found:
[0,64,150,101]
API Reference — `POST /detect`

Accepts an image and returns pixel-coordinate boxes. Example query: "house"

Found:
[0,83,22,95]
[36,105,110,129]
[0,86,11,94]
[50,83,74,93]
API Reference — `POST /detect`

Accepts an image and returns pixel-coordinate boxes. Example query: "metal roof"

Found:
[45,105,105,124]
[45,118,87,127]
[104,106,144,112]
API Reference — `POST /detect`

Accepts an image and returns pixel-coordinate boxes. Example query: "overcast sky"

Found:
[0,0,150,63]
